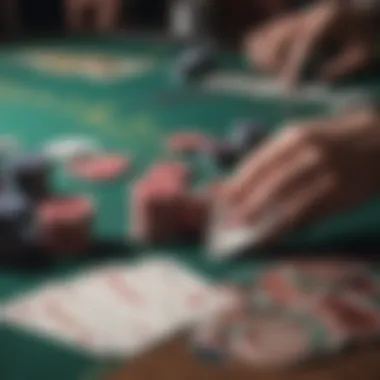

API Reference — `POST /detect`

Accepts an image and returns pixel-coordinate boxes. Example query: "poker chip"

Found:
[130,178,187,244]
[230,315,311,368]
[37,196,95,254]
[0,191,32,232]
[68,154,130,182]
[6,153,52,200]
[43,137,100,163]
[0,191,35,263]
[147,161,191,188]
[38,196,94,225]
[167,132,212,154]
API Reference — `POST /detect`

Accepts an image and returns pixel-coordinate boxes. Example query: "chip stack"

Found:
[181,195,210,241]
[0,191,34,261]
[7,154,52,201]
[131,177,187,244]
[130,161,210,244]
[37,196,95,255]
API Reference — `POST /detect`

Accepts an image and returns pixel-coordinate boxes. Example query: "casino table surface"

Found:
[2,35,380,380]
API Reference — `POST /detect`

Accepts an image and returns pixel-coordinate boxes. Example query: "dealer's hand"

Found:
[223,108,380,244]
[245,2,375,87]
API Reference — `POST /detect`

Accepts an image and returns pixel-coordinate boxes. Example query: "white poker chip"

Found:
[43,137,101,163]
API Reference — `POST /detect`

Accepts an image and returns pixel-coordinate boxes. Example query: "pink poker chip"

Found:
[148,161,191,187]
[68,154,130,182]
[39,196,94,225]
[167,132,212,154]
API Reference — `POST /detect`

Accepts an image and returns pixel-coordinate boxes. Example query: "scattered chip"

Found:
[6,154,52,200]
[68,154,130,182]
[147,161,191,188]
[0,191,31,232]
[43,137,100,163]
[167,132,212,154]
[319,295,380,340]
[0,191,34,261]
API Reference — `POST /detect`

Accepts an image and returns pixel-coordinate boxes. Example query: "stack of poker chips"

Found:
[131,161,209,244]
[0,153,51,263]
[0,152,95,264]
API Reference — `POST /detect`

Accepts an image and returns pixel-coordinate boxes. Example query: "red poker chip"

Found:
[147,161,191,189]
[68,154,130,182]
[167,132,212,154]
[39,196,94,225]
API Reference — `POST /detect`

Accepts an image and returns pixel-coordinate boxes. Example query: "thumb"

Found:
[320,43,371,82]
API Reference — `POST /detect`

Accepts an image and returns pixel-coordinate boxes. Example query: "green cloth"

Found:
[1,36,380,380]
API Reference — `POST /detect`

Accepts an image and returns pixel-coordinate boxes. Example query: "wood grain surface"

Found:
[108,336,380,380]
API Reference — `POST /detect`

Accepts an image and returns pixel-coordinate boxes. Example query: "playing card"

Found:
[3,257,229,358]
[155,259,230,324]
[202,71,366,106]
[207,201,279,260]
[3,283,97,351]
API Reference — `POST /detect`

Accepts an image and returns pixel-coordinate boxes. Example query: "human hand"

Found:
[244,2,375,87]
[222,108,380,244]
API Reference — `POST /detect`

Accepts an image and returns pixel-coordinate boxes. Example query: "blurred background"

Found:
[0,0,309,48]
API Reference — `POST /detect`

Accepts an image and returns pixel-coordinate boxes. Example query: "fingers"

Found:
[244,16,297,73]
[320,43,371,81]
[226,122,330,205]
[234,146,327,225]
[258,173,336,245]
[280,3,338,88]
[225,131,297,205]
[222,117,345,245]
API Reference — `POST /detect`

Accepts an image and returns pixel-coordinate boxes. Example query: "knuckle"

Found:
[283,125,312,145]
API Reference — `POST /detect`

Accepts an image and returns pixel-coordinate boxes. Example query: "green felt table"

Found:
[2,35,380,380]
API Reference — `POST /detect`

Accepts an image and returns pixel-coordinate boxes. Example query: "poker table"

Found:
[2,35,380,380]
